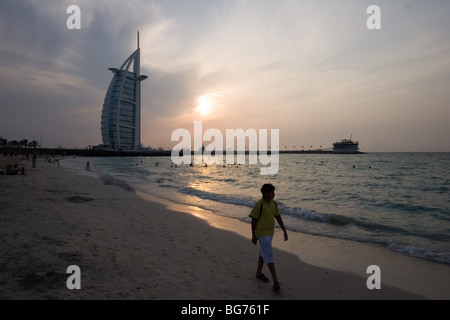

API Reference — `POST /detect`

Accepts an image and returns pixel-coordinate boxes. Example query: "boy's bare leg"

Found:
[256,256,264,276]
[267,263,279,284]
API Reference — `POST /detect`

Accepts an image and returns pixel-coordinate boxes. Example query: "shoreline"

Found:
[136,190,450,300]
[1,155,448,299]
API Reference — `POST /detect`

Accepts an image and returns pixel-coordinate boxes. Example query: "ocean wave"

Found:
[178,187,255,208]
[387,240,450,265]
[374,199,445,215]
[279,205,327,223]
[99,174,134,192]
[177,187,362,227]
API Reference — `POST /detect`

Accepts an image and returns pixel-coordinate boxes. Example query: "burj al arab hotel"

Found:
[101,32,147,150]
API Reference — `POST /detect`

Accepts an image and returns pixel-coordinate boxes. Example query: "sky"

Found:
[1,0,450,152]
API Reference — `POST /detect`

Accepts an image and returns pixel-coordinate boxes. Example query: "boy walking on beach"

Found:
[249,183,288,291]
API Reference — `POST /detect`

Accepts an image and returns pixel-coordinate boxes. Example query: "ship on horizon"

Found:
[332,135,360,153]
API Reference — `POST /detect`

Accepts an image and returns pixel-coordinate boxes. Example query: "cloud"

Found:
[1,0,449,151]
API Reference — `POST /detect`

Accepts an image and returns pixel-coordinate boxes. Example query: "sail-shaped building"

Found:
[101,33,147,150]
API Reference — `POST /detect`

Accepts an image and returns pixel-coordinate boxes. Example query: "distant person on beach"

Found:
[86,161,90,171]
[249,183,288,292]
[32,153,36,168]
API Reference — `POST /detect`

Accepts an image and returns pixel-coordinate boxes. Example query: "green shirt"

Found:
[249,198,280,237]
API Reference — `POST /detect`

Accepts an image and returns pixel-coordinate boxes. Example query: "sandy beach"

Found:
[1,154,449,301]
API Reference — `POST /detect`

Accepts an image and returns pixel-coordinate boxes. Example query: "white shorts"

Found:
[258,236,274,263]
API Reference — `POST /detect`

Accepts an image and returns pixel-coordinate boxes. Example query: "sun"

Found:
[195,93,225,117]
[195,94,213,116]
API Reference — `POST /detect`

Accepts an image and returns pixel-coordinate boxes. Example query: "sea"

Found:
[62,152,450,266]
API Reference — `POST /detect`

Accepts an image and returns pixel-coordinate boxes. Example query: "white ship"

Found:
[333,135,360,153]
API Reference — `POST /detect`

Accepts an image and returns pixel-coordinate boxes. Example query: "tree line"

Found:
[0,137,40,148]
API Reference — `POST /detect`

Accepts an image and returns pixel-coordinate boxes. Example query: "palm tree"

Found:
[19,139,28,148]
[8,140,19,147]
[28,140,39,148]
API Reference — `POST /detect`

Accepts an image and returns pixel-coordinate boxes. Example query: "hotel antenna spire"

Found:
[137,30,140,49]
